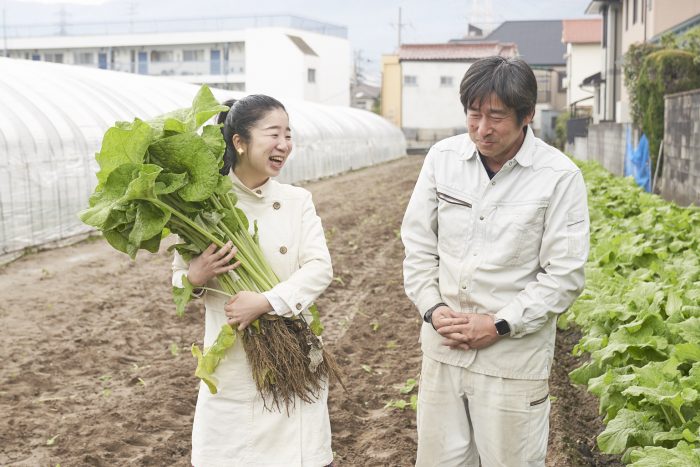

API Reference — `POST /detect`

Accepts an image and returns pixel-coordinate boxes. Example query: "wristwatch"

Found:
[494,319,511,336]
[423,302,446,329]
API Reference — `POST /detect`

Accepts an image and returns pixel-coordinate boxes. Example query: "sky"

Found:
[3,0,594,81]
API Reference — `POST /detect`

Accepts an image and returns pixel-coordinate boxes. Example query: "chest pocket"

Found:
[487,201,547,266]
[436,187,475,258]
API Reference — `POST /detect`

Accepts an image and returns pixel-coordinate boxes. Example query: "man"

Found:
[401,56,590,466]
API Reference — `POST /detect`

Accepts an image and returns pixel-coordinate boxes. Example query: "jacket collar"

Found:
[229,171,271,198]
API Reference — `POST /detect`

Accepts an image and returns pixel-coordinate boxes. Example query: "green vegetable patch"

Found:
[560,161,700,464]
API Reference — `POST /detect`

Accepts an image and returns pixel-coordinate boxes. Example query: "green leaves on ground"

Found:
[564,161,700,463]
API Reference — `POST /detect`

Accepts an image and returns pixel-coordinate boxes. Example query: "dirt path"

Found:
[0,156,620,466]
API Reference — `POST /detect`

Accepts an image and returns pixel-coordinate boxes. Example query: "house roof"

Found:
[398,42,518,61]
[484,20,566,66]
[562,18,603,43]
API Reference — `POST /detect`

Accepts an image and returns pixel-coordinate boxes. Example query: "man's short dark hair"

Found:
[459,56,537,125]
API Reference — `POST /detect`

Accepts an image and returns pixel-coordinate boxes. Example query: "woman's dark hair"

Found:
[217,94,287,175]
[459,56,537,125]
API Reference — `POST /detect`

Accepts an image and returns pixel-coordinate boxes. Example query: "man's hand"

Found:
[436,313,501,351]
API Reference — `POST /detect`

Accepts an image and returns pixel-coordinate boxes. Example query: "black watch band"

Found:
[423,302,447,330]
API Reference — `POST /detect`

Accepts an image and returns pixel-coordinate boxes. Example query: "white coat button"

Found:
[255,189,262,195]
[479,216,484,220]
[295,303,302,310]
[273,201,281,210]
[279,246,288,254]
[491,181,496,186]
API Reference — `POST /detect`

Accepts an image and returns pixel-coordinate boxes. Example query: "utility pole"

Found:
[397,7,402,49]
[127,1,137,33]
[2,7,8,58]
[57,5,68,36]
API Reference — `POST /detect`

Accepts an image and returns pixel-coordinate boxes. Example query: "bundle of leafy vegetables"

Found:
[79,85,339,411]
[560,160,700,465]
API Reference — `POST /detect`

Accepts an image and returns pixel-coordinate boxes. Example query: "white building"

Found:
[382,42,518,147]
[4,19,351,106]
[561,18,602,114]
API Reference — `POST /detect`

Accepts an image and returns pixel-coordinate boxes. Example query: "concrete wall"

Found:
[586,121,628,176]
[659,89,700,206]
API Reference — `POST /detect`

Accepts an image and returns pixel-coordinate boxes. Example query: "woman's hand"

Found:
[187,241,239,287]
[225,291,273,331]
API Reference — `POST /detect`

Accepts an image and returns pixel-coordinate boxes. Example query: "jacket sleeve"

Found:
[401,148,444,316]
[495,170,590,337]
[172,245,189,288]
[268,191,333,315]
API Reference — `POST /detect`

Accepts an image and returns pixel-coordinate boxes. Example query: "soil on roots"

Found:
[0,156,621,466]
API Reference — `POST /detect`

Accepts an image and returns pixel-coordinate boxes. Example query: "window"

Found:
[183,49,205,62]
[45,53,64,63]
[150,50,174,62]
[307,68,316,83]
[440,76,453,87]
[557,71,566,91]
[404,75,417,86]
[74,52,93,64]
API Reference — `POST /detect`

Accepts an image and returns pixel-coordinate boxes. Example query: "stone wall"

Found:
[585,122,628,176]
[660,89,700,207]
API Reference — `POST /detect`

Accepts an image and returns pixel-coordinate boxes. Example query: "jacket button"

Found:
[296,303,302,310]
[255,189,262,195]
[273,201,281,210]
[279,246,288,254]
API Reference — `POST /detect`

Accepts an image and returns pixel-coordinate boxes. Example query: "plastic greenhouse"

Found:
[0,58,406,263]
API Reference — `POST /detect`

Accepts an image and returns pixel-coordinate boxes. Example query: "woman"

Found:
[172,95,334,467]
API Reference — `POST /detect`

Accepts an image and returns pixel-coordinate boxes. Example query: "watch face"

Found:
[495,319,510,335]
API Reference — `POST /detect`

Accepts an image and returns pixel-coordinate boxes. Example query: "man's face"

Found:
[466,93,531,162]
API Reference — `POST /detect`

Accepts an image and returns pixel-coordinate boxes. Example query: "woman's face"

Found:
[235,108,292,183]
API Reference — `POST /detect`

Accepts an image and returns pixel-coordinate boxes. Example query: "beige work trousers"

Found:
[416,356,550,467]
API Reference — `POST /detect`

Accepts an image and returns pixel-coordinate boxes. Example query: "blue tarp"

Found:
[624,126,652,192]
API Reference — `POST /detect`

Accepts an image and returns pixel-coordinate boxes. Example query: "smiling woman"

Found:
[0,57,405,264]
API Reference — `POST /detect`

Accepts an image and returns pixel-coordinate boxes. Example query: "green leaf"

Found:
[629,441,700,466]
[673,343,700,362]
[155,172,188,195]
[79,163,143,229]
[172,275,195,317]
[95,119,153,185]
[597,409,664,454]
[127,202,170,254]
[201,124,227,162]
[147,133,220,202]
[192,324,238,394]
[309,303,324,336]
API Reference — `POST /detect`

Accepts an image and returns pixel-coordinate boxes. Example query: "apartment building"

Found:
[3,16,351,106]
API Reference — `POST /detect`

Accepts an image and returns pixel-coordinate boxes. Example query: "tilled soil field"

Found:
[0,156,622,466]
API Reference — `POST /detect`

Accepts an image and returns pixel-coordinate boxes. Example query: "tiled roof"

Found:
[562,19,603,44]
[482,20,566,66]
[398,42,518,61]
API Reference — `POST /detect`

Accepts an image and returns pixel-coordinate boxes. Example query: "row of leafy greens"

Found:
[560,160,700,465]
[79,85,324,397]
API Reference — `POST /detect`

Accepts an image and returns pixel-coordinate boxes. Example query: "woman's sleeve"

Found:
[268,191,333,315]
[172,247,189,288]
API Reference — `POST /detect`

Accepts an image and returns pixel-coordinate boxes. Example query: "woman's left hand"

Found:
[224,291,273,331]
